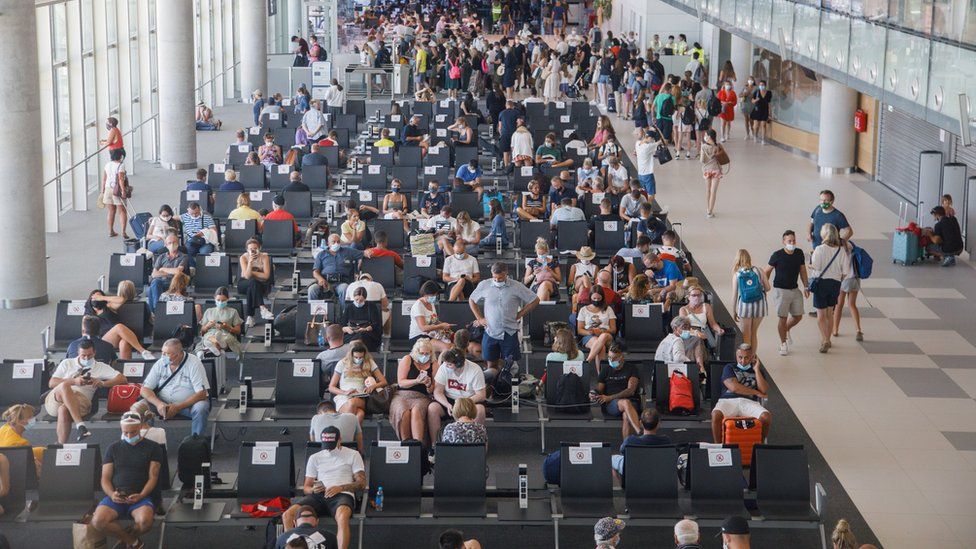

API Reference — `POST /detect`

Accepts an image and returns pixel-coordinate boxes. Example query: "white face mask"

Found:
[454,253,464,259]
[785,243,796,252]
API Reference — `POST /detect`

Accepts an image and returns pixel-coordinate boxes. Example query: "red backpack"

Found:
[668,371,695,414]
[107,384,142,414]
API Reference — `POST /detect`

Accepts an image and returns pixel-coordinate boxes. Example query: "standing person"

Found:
[740,76,756,139]
[699,129,724,218]
[808,190,854,247]
[832,240,864,342]
[542,52,561,103]
[750,80,772,144]
[654,83,677,145]
[100,149,128,238]
[764,231,810,356]
[716,80,737,141]
[731,249,770,354]
[469,263,540,376]
[809,224,851,353]
[324,79,344,121]
[100,117,125,160]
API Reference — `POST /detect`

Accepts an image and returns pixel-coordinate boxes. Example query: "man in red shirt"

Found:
[264,195,300,244]
[363,230,403,269]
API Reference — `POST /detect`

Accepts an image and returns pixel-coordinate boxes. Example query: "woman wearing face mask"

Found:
[732,249,770,354]
[577,288,617,373]
[569,247,598,297]
[740,76,757,139]
[750,79,772,144]
[146,205,178,254]
[479,199,509,249]
[542,53,561,103]
[99,117,125,160]
[238,238,275,327]
[258,133,283,170]
[409,281,455,353]
[679,286,725,372]
[699,129,724,218]
[524,238,561,302]
[338,287,382,351]
[603,256,636,293]
[195,286,242,358]
[328,343,387,424]
[390,338,439,445]
[382,179,408,218]
[0,404,44,478]
[85,289,155,360]
[716,80,738,142]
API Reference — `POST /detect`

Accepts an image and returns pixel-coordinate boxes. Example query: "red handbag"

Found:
[107,384,142,414]
[241,496,292,518]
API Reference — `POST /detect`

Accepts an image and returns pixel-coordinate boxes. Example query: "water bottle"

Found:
[317,330,325,348]
[375,486,384,511]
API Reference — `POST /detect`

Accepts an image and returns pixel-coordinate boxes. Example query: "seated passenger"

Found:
[228,192,264,229]
[47,340,126,443]
[440,398,488,447]
[549,197,585,226]
[238,238,275,327]
[67,314,118,363]
[409,281,454,354]
[923,205,963,267]
[524,238,560,301]
[180,202,217,258]
[711,344,771,443]
[0,405,43,478]
[195,286,243,358]
[217,169,245,192]
[327,343,388,425]
[85,290,155,361]
[443,240,480,302]
[611,408,672,476]
[592,345,641,439]
[679,287,724,372]
[139,339,211,436]
[309,400,363,453]
[455,159,484,197]
[427,349,487,450]
[577,288,617,372]
[282,171,311,193]
[391,338,438,446]
[145,205,179,254]
[338,287,382,351]
[654,316,693,364]
[480,199,509,249]
[275,504,339,549]
[516,180,548,221]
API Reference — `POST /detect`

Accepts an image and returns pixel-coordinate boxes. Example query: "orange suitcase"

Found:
[722,417,763,467]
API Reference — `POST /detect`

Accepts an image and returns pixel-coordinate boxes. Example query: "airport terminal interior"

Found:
[0,0,974,547]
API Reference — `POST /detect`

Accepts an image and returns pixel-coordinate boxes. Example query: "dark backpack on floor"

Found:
[491,356,518,398]
[177,434,212,489]
[172,324,195,350]
[554,372,589,414]
[543,450,561,485]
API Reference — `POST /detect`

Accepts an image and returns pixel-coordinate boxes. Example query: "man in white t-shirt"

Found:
[442,241,481,302]
[285,426,365,549]
[654,316,692,364]
[635,129,659,201]
[47,339,127,443]
[428,349,487,444]
[345,273,390,331]
[605,157,629,192]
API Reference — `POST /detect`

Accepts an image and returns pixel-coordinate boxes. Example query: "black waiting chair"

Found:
[623,445,682,518]
[372,219,406,250]
[433,443,487,517]
[0,361,46,408]
[365,441,423,517]
[556,220,588,253]
[450,192,483,222]
[224,219,258,254]
[594,218,626,255]
[281,191,313,220]
[152,300,196,348]
[687,444,748,518]
[653,362,702,414]
[108,253,148,292]
[239,165,267,190]
[402,256,437,298]
[237,441,296,504]
[397,146,423,167]
[527,302,571,344]
[261,220,297,254]
[361,257,396,289]
[271,359,322,418]
[749,445,819,520]
[29,444,100,521]
[518,220,551,252]
[0,446,39,521]
[302,164,330,190]
[624,302,666,351]
[269,164,296,190]
[558,442,615,517]
[193,254,232,295]
[362,165,390,190]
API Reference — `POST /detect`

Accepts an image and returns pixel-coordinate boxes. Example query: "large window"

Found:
[932,0,976,41]
[888,0,935,33]
[751,47,823,134]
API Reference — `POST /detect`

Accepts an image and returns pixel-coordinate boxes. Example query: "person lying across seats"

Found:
[711,343,771,444]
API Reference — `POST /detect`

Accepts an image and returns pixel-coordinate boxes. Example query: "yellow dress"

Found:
[0,424,44,463]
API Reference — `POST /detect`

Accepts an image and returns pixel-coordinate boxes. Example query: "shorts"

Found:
[712,397,767,418]
[450,278,474,298]
[482,331,520,361]
[703,169,723,180]
[45,389,93,418]
[295,492,356,518]
[841,277,860,293]
[812,278,841,309]
[603,398,640,417]
[638,173,656,195]
[772,287,804,317]
[598,74,611,85]
[98,496,154,517]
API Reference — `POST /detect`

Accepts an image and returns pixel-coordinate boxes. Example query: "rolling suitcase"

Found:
[722,417,763,467]
[892,201,922,266]
[122,199,152,241]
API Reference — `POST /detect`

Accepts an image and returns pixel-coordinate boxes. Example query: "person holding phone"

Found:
[47,340,126,443]
[443,241,480,301]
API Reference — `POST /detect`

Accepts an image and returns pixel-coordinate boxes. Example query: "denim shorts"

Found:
[598,75,611,85]
[98,496,154,517]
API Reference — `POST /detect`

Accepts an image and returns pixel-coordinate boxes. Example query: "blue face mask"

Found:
[427,296,437,304]
[78,357,95,368]
[159,356,171,368]
[215,300,228,309]
[736,361,752,371]
[122,434,141,445]
[609,360,622,369]
[353,301,365,308]
[680,330,692,340]
[417,354,430,363]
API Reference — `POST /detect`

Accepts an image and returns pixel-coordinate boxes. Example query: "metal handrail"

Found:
[195,62,240,93]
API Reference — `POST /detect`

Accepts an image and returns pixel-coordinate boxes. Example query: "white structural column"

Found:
[0,1,48,308]
[817,78,859,174]
[241,0,268,102]
[288,0,304,39]
[730,33,752,83]
[157,0,197,169]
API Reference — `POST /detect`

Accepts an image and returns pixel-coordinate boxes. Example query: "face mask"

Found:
[329,243,341,252]
[545,141,554,147]
[680,330,692,340]
[748,79,755,85]
[736,361,752,371]
[592,300,604,308]
[821,202,832,210]
[580,259,591,265]
[353,301,365,308]
[724,85,731,90]
[122,434,142,445]
[688,295,703,306]
[190,214,201,220]
[417,353,430,363]
[492,279,505,287]
[758,85,766,91]
[159,356,171,368]
[353,357,364,365]
[785,244,796,252]
[79,357,95,368]
[391,187,400,192]
[215,300,228,309]
[160,215,172,222]
[608,360,621,369]
[427,296,437,304]
[454,253,465,259]
[429,187,438,194]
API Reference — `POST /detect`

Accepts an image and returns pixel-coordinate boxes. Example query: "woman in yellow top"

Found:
[340,208,367,250]
[227,193,264,230]
[0,404,44,478]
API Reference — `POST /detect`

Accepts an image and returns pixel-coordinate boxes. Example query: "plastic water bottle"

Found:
[375,486,384,511]
[317,330,325,348]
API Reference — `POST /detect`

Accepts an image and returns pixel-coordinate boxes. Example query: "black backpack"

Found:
[707,90,723,117]
[177,434,212,488]
[171,324,195,350]
[681,106,695,126]
[491,356,518,399]
[375,46,391,67]
[554,372,589,414]
[660,96,675,118]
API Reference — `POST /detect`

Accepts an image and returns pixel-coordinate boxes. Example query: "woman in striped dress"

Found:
[731,249,770,354]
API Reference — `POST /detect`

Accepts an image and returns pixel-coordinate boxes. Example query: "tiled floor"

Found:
[607,113,976,548]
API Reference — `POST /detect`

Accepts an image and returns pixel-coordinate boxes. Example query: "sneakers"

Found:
[706,212,715,218]
[140,350,155,360]
[941,256,956,267]
[245,316,255,328]
[685,151,691,158]
[856,331,864,342]
[76,424,91,441]
[260,307,275,321]
[204,338,222,356]
[779,342,788,356]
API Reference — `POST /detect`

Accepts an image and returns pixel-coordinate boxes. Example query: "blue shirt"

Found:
[143,352,210,404]
[498,108,520,136]
[66,335,117,363]
[252,98,266,125]
[483,214,509,246]
[810,207,850,247]
[218,181,245,192]
[636,216,667,243]
[455,165,483,183]
[652,259,684,287]
[720,363,759,400]
[301,153,328,168]
[313,246,364,280]
[548,186,575,209]
[186,181,213,193]
[619,433,672,454]
[179,212,216,241]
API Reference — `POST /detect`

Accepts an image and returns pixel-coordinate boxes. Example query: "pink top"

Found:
[107,127,124,150]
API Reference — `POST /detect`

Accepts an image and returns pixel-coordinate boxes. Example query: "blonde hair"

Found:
[731,249,753,272]
[117,280,136,302]
[2,404,35,424]
[626,274,650,301]
[410,337,433,361]
[167,272,190,295]
[552,328,579,357]
[820,223,841,247]
[452,397,477,420]
[831,519,857,549]
[236,193,251,207]
[535,237,550,255]
[683,276,700,288]
[224,169,238,181]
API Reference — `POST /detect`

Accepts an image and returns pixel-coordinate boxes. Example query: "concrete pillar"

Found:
[241,0,268,103]
[0,1,47,308]
[817,78,859,174]
[157,0,197,170]
[730,33,752,84]
[288,0,304,39]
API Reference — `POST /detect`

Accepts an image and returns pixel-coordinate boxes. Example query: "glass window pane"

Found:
[793,4,821,61]
[149,0,157,28]
[55,66,70,137]
[83,56,96,122]
[751,48,823,133]
[52,4,68,63]
[848,18,887,86]
[888,0,935,33]
[932,0,976,41]
[884,28,931,104]
[128,0,138,36]
[82,0,95,52]
[753,0,774,40]
[824,0,853,13]
[819,11,850,71]
[130,39,140,100]
[735,0,754,32]
[927,42,976,119]
[106,0,117,43]
[852,0,888,19]
[721,0,736,25]
[58,140,72,212]
[772,0,796,52]
[86,126,100,193]
[108,47,119,109]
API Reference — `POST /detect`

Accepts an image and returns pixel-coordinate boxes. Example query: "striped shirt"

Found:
[180,212,215,240]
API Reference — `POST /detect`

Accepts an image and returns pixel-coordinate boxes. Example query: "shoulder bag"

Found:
[808,247,841,294]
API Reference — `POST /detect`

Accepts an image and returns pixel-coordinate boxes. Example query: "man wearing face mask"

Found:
[139,339,211,436]
[654,316,694,364]
[764,230,810,356]
[91,413,164,549]
[443,241,481,301]
[593,345,642,439]
[179,202,217,260]
[535,132,574,168]
[711,344,771,443]
[643,251,685,295]
[807,190,853,248]
[309,234,364,306]
[718,515,752,549]
[47,340,126,443]
[420,182,448,218]
[469,262,540,376]
[146,234,189,312]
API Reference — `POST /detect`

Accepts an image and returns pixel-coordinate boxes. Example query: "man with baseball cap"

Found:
[594,516,626,547]
[719,515,751,548]
[274,504,338,549]
[284,426,365,549]
[674,518,702,548]
[91,412,165,549]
